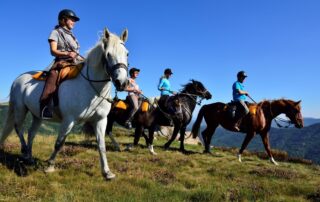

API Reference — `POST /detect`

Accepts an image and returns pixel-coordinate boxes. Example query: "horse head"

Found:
[101,28,129,91]
[283,100,304,128]
[184,80,212,100]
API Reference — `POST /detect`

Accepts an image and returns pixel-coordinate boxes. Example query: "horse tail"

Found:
[191,105,206,139]
[0,100,15,145]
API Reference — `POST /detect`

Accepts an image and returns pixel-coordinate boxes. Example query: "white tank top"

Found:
[128,78,140,96]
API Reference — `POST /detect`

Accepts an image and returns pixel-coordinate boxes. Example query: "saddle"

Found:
[114,98,150,112]
[32,63,84,82]
[225,101,257,118]
[157,95,180,114]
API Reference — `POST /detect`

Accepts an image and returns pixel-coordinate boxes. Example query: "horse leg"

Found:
[164,125,180,150]
[106,119,120,151]
[26,115,42,164]
[179,126,187,153]
[45,120,74,173]
[202,125,217,154]
[260,132,278,165]
[238,131,255,162]
[133,126,143,146]
[148,127,157,155]
[13,107,28,159]
[95,118,115,180]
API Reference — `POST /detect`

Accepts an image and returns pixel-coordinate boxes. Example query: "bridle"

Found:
[76,50,128,103]
[77,53,128,83]
[179,88,209,106]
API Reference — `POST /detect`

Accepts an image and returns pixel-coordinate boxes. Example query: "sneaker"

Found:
[41,106,53,119]
[124,121,132,129]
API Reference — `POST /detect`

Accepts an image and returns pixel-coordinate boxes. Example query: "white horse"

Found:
[0,28,129,180]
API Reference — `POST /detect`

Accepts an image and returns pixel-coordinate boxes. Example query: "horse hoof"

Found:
[270,157,279,165]
[237,154,242,163]
[203,150,212,154]
[104,171,116,180]
[150,151,158,155]
[45,165,55,173]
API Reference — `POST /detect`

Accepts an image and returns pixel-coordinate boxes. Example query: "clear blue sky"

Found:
[0,0,319,118]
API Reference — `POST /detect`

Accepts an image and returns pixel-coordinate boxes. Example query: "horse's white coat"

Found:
[0,28,129,180]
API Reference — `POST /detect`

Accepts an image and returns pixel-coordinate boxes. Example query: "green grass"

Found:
[0,129,320,202]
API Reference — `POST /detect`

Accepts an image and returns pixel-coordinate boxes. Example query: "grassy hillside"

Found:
[0,130,320,201]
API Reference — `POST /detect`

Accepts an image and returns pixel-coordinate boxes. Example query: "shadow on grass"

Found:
[0,149,43,177]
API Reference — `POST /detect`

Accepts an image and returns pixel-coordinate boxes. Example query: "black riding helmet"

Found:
[237,71,247,78]
[58,9,80,22]
[164,68,173,75]
[129,67,140,76]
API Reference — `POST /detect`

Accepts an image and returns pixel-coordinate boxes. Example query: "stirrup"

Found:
[41,106,53,119]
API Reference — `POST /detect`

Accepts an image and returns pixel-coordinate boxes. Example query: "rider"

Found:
[232,71,250,131]
[158,68,178,116]
[40,9,83,119]
[124,67,143,129]
[158,68,175,97]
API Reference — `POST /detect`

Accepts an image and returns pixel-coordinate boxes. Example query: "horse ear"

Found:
[104,28,110,40]
[295,100,301,106]
[120,28,128,43]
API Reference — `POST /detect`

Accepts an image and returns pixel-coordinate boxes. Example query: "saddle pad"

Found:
[32,63,84,81]
[249,105,257,115]
[115,100,127,110]
[141,101,149,112]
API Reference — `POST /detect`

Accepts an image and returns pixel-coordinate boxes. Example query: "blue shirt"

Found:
[158,77,172,96]
[232,81,246,101]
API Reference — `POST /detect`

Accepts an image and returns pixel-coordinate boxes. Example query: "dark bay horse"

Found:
[191,99,304,164]
[94,80,212,154]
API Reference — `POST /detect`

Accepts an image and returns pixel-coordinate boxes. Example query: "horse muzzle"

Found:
[205,92,212,100]
[114,78,129,91]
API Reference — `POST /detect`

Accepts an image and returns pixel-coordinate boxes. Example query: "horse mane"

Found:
[180,79,201,93]
[84,31,119,66]
[257,98,299,109]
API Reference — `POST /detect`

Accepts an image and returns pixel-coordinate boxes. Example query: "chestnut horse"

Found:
[191,99,304,165]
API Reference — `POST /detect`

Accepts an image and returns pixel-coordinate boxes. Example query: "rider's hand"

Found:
[68,51,78,59]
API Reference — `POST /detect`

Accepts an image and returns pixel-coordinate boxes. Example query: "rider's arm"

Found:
[49,40,77,59]
[158,78,165,91]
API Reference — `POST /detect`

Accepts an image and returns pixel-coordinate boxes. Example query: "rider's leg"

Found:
[125,95,139,129]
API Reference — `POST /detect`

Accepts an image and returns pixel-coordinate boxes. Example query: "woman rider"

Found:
[124,68,143,129]
[40,9,83,119]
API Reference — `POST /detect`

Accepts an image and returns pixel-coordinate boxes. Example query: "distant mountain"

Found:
[205,123,320,164]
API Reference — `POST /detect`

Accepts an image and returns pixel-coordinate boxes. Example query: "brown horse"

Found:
[191,99,304,164]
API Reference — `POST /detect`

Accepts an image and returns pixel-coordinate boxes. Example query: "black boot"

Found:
[124,121,132,129]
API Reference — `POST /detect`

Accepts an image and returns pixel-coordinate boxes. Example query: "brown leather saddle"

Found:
[32,62,84,82]
[224,101,257,118]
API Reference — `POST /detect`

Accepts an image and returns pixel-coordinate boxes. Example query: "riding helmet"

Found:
[58,9,80,21]
[129,67,140,76]
[164,68,173,75]
[237,71,247,78]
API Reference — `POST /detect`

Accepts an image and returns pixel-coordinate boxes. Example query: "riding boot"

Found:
[39,67,59,119]
[232,117,243,132]
[124,119,133,129]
